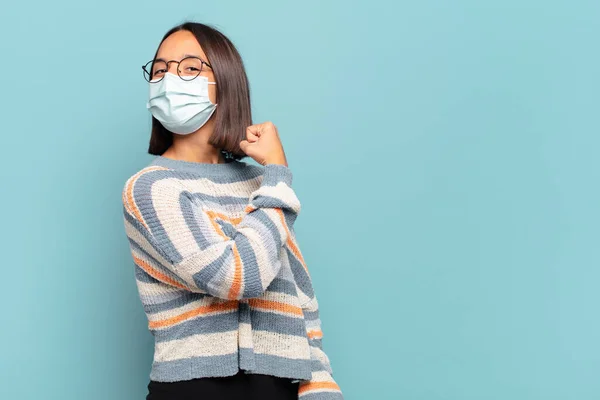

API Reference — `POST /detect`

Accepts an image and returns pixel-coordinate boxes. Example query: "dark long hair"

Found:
[147,22,251,160]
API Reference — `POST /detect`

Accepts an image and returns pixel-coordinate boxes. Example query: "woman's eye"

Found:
[186,67,200,72]
[154,69,167,75]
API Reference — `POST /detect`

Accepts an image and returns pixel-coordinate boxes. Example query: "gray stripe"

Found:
[259,163,293,187]
[239,347,257,371]
[288,248,314,299]
[144,292,207,314]
[123,208,170,262]
[191,245,234,293]
[186,191,249,205]
[251,194,295,211]
[153,311,238,342]
[310,346,333,374]
[150,353,239,382]
[134,264,160,284]
[300,392,344,400]
[302,309,320,321]
[266,277,298,296]
[309,338,324,349]
[139,290,186,306]
[283,209,298,229]
[128,238,188,288]
[149,156,264,182]
[250,309,307,337]
[248,353,312,381]
[216,217,236,238]
[311,359,329,372]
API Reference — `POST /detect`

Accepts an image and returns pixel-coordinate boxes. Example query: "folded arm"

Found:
[122,163,300,300]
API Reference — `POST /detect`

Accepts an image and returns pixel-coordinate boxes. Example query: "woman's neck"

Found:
[163,123,226,164]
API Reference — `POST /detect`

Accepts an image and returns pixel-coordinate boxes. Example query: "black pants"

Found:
[146,371,299,400]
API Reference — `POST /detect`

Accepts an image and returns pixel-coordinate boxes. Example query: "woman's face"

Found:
[155,30,217,104]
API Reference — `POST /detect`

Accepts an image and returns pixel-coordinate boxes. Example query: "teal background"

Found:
[1,0,599,399]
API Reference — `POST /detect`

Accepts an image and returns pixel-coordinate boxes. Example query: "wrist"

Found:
[264,155,287,167]
[262,163,293,186]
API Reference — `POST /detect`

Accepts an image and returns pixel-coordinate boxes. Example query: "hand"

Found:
[239,121,288,167]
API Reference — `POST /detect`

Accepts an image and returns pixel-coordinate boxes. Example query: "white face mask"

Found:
[146,72,217,135]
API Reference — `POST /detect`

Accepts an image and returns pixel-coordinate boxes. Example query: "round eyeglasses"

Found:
[142,56,212,83]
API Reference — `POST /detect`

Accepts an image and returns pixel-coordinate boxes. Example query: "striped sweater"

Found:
[121,155,343,399]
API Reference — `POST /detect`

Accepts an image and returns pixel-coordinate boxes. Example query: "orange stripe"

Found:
[307,329,323,339]
[204,210,243,240]
[275,209,310,275]
[299,381,341,394]
[227,246,243,299]
[204,210,243,227]
[125,167,161,217]
[248,298,303,317]
[149,301,238,329]
[207,214,227,239]
[126,166,167,230]
[133,255,189,290]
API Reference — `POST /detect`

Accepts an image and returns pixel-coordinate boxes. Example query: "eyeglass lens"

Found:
[144,57,204,82]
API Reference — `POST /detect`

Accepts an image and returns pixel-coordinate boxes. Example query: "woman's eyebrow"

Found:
[154,54,203,62]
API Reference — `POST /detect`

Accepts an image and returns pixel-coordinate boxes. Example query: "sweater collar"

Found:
[150,155,251,178]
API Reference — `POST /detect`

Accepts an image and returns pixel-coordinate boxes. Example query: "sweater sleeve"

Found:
[122,163,300,300]
[299,297,344,400]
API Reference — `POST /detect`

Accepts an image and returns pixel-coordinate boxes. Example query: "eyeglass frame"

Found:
[142,56,213,83]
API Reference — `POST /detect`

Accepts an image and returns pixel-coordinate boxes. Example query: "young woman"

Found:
[121,22,343,400]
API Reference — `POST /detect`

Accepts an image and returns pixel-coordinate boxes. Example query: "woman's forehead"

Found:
[157,31,206,60]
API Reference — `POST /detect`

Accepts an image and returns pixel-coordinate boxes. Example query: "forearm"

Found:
[124,163,301,298]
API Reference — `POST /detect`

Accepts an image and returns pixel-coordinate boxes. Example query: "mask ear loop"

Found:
[206,81,217,107]
[176,77,217,104]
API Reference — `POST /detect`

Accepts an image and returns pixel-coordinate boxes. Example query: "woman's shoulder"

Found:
[122,157,266,205]
[122,160,173,192]
[121,162,175,214]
